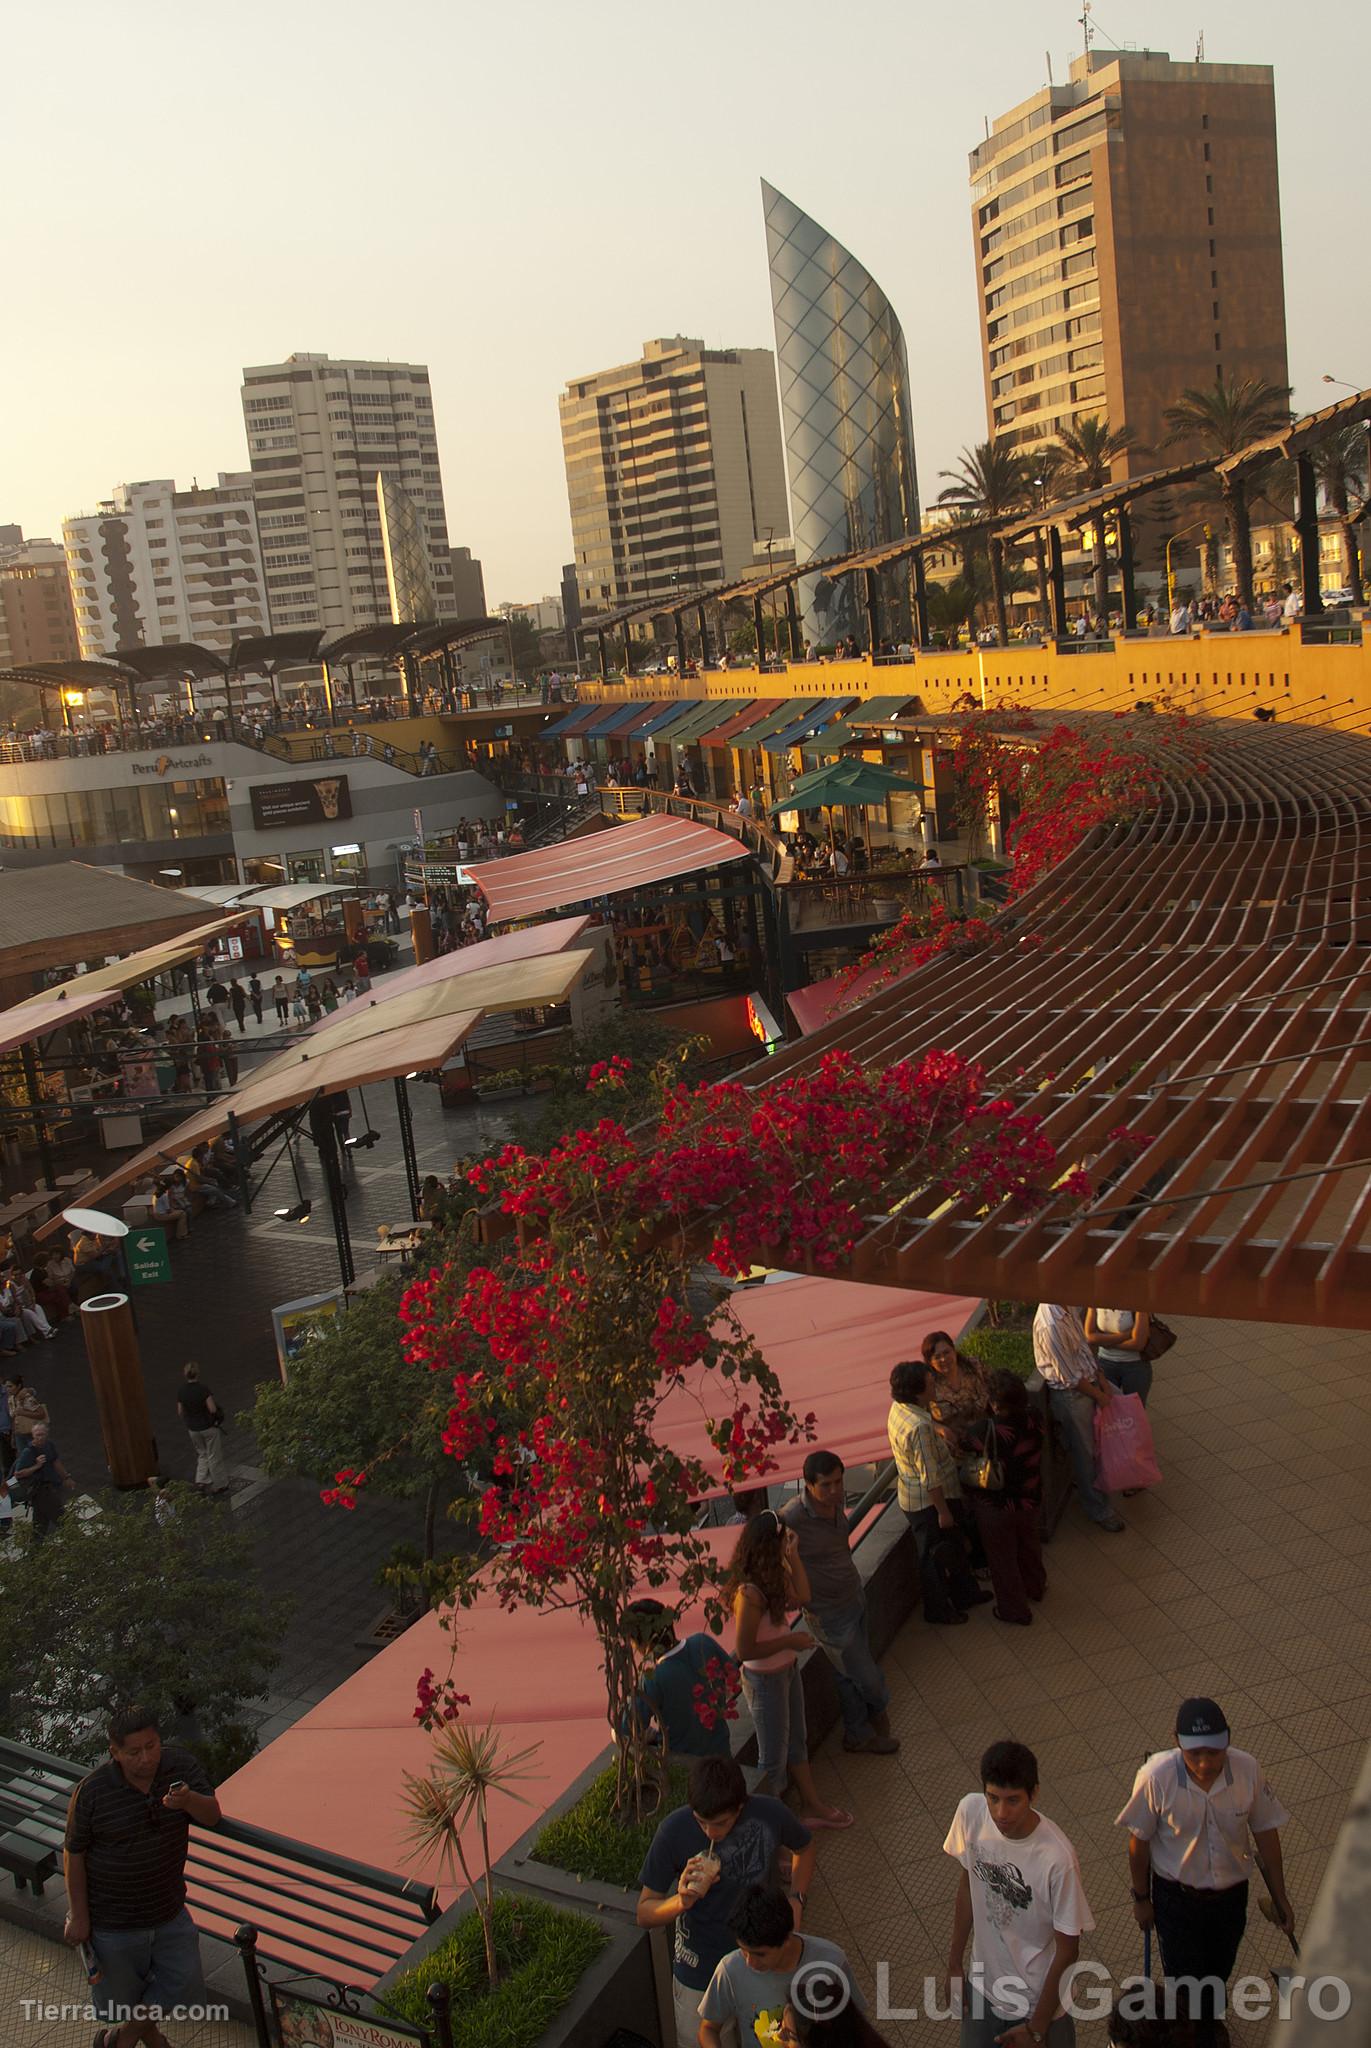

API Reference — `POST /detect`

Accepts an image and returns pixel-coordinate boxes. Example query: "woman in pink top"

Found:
[726,1511,852,1829]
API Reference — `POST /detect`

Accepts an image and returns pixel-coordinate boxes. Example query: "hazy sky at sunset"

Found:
[2,0,1366,605]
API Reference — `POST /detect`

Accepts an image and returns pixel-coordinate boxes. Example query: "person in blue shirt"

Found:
[623,1599,736,1759]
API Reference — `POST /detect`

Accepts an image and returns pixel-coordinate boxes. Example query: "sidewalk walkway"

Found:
[0,1919,255,2048]
[802,1315,1370,2046]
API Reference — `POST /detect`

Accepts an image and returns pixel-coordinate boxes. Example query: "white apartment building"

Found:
[62,475,269,660]
[240,353,455,632]
[560,336,789,625]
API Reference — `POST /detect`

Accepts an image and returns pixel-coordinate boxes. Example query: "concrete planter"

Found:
[372,1873,661,2048]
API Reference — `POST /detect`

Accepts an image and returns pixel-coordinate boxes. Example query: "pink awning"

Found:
[787,961,891,1034]
[468,813,750,922]
[655,1275,980,1494]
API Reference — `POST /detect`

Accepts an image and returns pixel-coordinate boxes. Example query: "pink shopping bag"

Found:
[1093,1392,1162,1492]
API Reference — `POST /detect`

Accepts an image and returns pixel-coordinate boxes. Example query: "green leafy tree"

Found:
[937,441,1032,645]
[248,1261,478,1590]
[1313,424,1369,601]
[502,1013,706,1155]
[1164,375,1293,609]
[1055,415,1136,623]
[0,1489,288,1771]
[505,613,542,677]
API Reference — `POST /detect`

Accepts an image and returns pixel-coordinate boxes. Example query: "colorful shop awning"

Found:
[693,699,782,749]
[582,700,655,737]
[813,696,921,751]
[761,697,856,753]
[721,698,809,751]
[467,812,750,922]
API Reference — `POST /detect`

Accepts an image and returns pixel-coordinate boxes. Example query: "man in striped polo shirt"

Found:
[64,1706,221,2047]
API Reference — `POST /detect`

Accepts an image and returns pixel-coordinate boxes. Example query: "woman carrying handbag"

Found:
[969,1370,1047,1626]
[1085,1307,1153,1404]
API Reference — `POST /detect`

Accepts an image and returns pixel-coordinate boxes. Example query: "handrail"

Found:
[0,1737,436,1979]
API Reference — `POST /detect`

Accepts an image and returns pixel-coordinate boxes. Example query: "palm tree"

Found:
[1164,374,1292,610]
[402,1717,541,1986]
[1313,425,1369,602]
[1055,416,1136,625]
[937,441,1031,645]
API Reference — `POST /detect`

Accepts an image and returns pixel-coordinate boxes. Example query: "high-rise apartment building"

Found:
[762,181,920,645]
[0,533,81,668]
[62,476,268,659]
[240,353,454,632]
[560,336,789,623]
[973,49,1288,468]
[449,546,487,618]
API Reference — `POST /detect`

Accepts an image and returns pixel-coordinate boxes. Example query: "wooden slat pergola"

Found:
[753,716,1371,1329]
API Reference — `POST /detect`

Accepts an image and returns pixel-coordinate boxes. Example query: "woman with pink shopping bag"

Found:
[1094,1390,1163,1494]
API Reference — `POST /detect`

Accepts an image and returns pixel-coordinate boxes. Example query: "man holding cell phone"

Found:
[63,1705,221,2048]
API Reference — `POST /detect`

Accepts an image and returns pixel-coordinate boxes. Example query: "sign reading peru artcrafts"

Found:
[250,775,353,829]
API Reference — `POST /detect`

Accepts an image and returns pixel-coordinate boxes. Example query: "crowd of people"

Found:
[631,1404,1293,2048]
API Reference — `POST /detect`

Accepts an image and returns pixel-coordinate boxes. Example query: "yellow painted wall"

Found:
[578,633,1371,728]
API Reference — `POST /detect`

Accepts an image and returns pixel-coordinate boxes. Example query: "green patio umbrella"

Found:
[770,756,923,864]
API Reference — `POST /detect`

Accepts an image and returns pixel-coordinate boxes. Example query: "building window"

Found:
[1207,207,1215,226]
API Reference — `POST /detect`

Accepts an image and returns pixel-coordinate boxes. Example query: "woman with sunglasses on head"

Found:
[725,1511,853,1831]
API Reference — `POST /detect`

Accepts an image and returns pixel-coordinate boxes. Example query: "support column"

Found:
[1048,527,1069,639]
[674,612,687,677]
[393,1076,421,1221]
[20,1040,55,1189]
[1118,508,1137,631]
[752,593,766,668]
[81,1291,155,1487]
[786,584,802,660]
[308,1093,354,1289]
[697,604,711,666]
[1295,452,1325,616]
[409,904,434,963]
[596,629,608,681]
[864,569,881,653]
[912,553,930,649]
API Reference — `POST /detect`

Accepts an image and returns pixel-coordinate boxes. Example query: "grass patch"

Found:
[388,1894,607,2048]
[961,1326,1035,1381]
[531,1759,691,1890]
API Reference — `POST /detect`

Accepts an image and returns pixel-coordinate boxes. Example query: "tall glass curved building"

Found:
[762,180,920,647]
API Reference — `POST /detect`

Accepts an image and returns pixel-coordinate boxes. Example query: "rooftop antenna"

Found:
[1080,0,1093,59]
[1046,48,1054,83]
[1195,28,1205,60]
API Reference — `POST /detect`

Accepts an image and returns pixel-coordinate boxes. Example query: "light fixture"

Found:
[345,1130,380,1151]
[274,1199,312,1223]
[160,868,183,877]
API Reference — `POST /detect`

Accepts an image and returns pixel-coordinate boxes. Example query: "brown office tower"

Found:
[972,49,1288,471]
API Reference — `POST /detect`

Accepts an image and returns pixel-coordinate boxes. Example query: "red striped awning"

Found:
[467,813,750,922]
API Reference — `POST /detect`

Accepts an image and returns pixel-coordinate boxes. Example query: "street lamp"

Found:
[1322,374,1363,391]
[1165,520,1212,613]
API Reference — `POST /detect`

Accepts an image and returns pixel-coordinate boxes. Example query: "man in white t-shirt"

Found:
[945,1739,1094,2048]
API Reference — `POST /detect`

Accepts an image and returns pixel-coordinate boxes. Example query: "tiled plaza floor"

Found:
[800,1315,1369,2046]
[0,1918,256,2048]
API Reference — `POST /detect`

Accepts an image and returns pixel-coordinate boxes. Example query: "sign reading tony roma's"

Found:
[249,774,353,830]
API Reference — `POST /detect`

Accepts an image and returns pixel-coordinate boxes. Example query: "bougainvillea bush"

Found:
[333,1043,1083,1821]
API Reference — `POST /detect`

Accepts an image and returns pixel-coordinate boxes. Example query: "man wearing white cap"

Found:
[1116,1697,1293,2030]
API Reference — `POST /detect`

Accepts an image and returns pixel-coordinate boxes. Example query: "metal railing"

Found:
[0,1737,436,1980]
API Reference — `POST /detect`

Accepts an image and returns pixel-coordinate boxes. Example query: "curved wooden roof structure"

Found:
[757,716,1371,1329]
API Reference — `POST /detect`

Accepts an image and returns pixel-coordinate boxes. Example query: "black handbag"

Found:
[1141,1316,1177,1362]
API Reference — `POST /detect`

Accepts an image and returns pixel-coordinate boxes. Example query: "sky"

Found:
[2,0,1367,608]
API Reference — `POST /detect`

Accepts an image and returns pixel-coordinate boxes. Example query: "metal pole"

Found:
[752,592,766,668]
[786,583,802,660]
[427,1981,454,2048]
[393,1076,421,1221]
[233,1926,273,2048]
[1048,527,1069,638]
[912,552,930,649]
[697,603,711,666]
[227,1108,250,1215]
[674,612,687,678]
[1295,452,1326,616]
[1118,508,1137,630]
[597,629,608,681]
[308,1094,355,1288]
[864,569,881,653]
[20,1041,56,1188]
